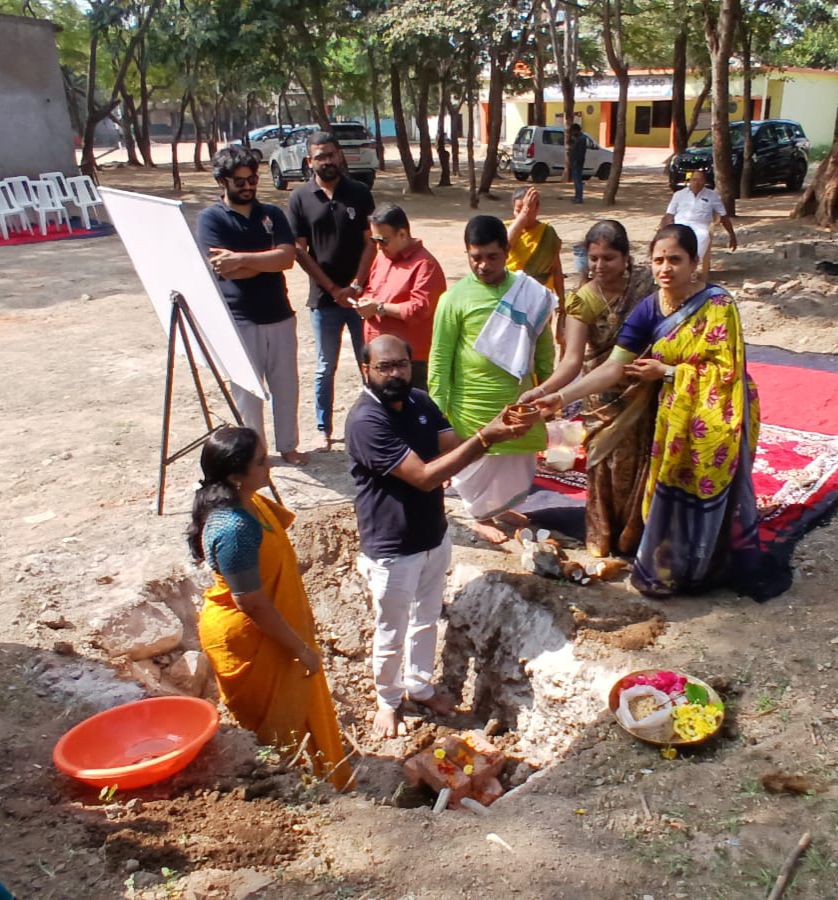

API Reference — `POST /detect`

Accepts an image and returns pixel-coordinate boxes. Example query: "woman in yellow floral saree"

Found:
[537,225,789,600]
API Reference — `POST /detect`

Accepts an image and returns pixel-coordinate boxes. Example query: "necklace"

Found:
[593,281,624,326]
[659,289,688,317]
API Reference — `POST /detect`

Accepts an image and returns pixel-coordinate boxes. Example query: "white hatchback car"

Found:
[269,122,379,190]
[512,126,613,183]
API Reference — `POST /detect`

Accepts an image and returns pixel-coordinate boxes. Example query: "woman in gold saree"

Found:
[187,426,352,789]
[521,220,654,558]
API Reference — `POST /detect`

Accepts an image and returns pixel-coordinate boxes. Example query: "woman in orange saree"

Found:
[187,426,352,789]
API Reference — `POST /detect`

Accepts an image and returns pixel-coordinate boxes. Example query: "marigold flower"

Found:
[463,764,474,776]
[433,748,446,760]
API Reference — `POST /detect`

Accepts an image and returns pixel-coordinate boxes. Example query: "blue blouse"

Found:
[615,292,664,356]
[202,507,264,594]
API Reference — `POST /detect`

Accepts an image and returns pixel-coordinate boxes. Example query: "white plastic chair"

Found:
[0,181,34,240]
[67,175,104,230]
[3,176,38,215]
[39,171,74,205]
[30,179,72,236]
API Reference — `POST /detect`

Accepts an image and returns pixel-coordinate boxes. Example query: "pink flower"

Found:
[705,324,729,346]
[707,385,719,407]
[668,436,684,456]
[651,351,664,361]
[691,317,707,336]
[729,457,739,476]
[688,353,702,365]
[690,450,701,466]
[666,330,678,342]
[712,444,729,467]
[691,417,708,438]
[623,671,688,695]
[651,440,662,458]
[748,384,759,402]
[686,378,697,396]
[699,476,715,496]
[711,293,731,306]
[677,466,693,487]
[722,400,735,424]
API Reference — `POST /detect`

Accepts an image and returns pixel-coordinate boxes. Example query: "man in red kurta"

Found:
[354,204,447,391]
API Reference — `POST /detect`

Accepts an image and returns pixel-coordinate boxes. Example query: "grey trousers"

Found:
[231,317,300,454]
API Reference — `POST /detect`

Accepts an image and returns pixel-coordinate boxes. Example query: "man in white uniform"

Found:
[660,170,737,279]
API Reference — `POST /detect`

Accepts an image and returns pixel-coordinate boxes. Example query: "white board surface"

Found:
[101,187,267,399]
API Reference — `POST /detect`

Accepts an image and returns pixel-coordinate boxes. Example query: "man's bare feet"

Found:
[471,519,510,544]
[498,509,529,528]
[411,690,456,717]
[313,434,333,453]
[372,707,399,738]
[280,450,309,465]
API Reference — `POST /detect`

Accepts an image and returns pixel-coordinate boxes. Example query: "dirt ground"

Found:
[1,158,838,899]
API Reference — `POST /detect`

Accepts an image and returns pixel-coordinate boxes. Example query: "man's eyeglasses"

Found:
[370,359,411,373]
[371,235,390,246]
[227,174,259,188]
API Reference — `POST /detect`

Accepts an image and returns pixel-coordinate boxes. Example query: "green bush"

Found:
[809,144,832,162]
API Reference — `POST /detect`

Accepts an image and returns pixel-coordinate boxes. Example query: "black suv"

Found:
[669,119,810,194]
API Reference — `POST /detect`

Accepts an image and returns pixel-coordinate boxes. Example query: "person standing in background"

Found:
[354,204,446,392]
[288,131,376,450]
[568,123,587,205]
[197,146,306,465]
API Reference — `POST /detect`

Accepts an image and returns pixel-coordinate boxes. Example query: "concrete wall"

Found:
[776,71,837,147]
[0,14,77,180]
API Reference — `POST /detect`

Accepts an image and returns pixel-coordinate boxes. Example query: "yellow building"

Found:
[499,67,838,149]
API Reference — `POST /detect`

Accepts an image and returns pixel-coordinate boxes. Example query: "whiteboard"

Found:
[100,187,267,399]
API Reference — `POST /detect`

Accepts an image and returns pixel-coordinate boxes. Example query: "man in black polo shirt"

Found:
[197,146,306,464]
[345,335,531,738]
[288,131,376,450]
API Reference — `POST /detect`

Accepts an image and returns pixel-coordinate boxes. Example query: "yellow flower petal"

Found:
[463,764,474,775]
[661,746,677,760]
[433,748,446,759]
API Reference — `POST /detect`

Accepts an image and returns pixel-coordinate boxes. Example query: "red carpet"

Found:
[533,345,838,557]
[0,217,115,246]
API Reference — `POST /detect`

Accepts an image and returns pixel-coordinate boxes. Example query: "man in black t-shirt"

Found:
[288,131,376,450]
[197,146,306,464]
[345,335,532,738]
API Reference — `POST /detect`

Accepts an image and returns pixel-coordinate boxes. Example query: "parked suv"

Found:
[511,126,613,183]
[669,119,810,194]
[269,122,379,190]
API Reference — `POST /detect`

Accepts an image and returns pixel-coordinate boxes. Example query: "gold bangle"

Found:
[476,429,491,450]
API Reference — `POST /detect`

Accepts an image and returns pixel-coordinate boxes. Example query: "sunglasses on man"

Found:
[226,174,259,188]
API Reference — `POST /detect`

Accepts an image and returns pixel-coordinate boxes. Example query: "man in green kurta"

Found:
[429,215,556,543]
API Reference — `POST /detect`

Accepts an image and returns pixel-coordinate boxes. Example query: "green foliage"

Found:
[683,681,710,705]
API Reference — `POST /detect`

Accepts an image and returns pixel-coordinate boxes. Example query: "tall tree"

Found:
[544,0,579,181]
[792,107,838,227]
[703,0,741,214]
[601,0,629,205]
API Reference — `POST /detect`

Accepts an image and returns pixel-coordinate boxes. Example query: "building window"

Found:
[651,100,672,128]
[635,106,651,135]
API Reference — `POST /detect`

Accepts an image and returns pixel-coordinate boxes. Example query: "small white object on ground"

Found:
[24,510,56,525]
[460,797,491,816]
[486,833,515,853]
[433,788,451,814]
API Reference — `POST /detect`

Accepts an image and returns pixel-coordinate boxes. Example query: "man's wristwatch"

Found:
[376,302,385,317]
[663,365,676,385]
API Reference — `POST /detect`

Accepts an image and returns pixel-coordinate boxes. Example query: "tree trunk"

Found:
[437,75,451,187]
[792,108,838,226]
[136,39,154,167]
[189,94,205,170]
[739,23,753,198]
[602,0,628,206]
[292,26,331,130]
[533,36,546,127]
[111,109,141,166]
[413,65,434,193]
[478,51,506,194]
[367,47,385,171]
[546,0,578,183]
[171,91,190,193]
[465,46,478,208]
[686,75,711,141]
[448,96,463,177]
[672,8,689,155]
[390,64,416,184]
[704,0,740,215]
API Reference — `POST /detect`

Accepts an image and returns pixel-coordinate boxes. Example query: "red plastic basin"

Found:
[53,696,219,790]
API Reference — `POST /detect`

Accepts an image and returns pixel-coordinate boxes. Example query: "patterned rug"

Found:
[531,344,838,558]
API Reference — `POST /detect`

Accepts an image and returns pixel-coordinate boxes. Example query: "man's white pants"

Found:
[231,317,300,454]
[358,532,452,711]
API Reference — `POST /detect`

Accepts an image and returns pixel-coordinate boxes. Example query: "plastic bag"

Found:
[616,684,674,738]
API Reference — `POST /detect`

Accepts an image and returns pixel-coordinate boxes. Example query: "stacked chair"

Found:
[0,173,106,238]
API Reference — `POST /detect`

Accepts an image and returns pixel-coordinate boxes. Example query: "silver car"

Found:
[512,126,613,183]
[269,122,379,190]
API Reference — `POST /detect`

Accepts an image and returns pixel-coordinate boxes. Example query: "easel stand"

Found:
[157,291,278,514]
